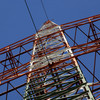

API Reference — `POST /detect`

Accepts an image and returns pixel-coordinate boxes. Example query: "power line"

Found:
[24,0,38,32]
[41,0,49,20]
[24,0,50,65]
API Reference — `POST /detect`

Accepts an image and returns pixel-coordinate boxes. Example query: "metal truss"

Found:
[0,14,100,100]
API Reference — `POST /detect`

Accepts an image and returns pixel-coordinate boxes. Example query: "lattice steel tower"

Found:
[0,15,100,100]
[24,20,95,100]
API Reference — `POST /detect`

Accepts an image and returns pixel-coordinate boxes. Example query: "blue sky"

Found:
[0,0,100,48]
[0,0,100,100]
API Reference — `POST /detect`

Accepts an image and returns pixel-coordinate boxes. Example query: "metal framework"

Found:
[0,14,100,100]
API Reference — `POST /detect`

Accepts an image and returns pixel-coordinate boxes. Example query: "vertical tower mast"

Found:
[24,20,94,100]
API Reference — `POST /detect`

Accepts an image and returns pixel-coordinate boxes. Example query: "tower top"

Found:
[37,20,60,38]
[39,20,58,31]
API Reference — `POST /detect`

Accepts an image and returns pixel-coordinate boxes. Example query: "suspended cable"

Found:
[24,0,50,64]
[41,0,49,20]
[24,0,38,32]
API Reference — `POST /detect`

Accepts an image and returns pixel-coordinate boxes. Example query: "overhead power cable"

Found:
[24,0,38,32]
[41,0,49,20]
[24,0,50,64]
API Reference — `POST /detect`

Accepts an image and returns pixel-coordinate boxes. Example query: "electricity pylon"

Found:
[24,20,95,100]
[0,14,100,100]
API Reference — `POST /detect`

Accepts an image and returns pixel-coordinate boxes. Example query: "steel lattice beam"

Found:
[0,14,100,100]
